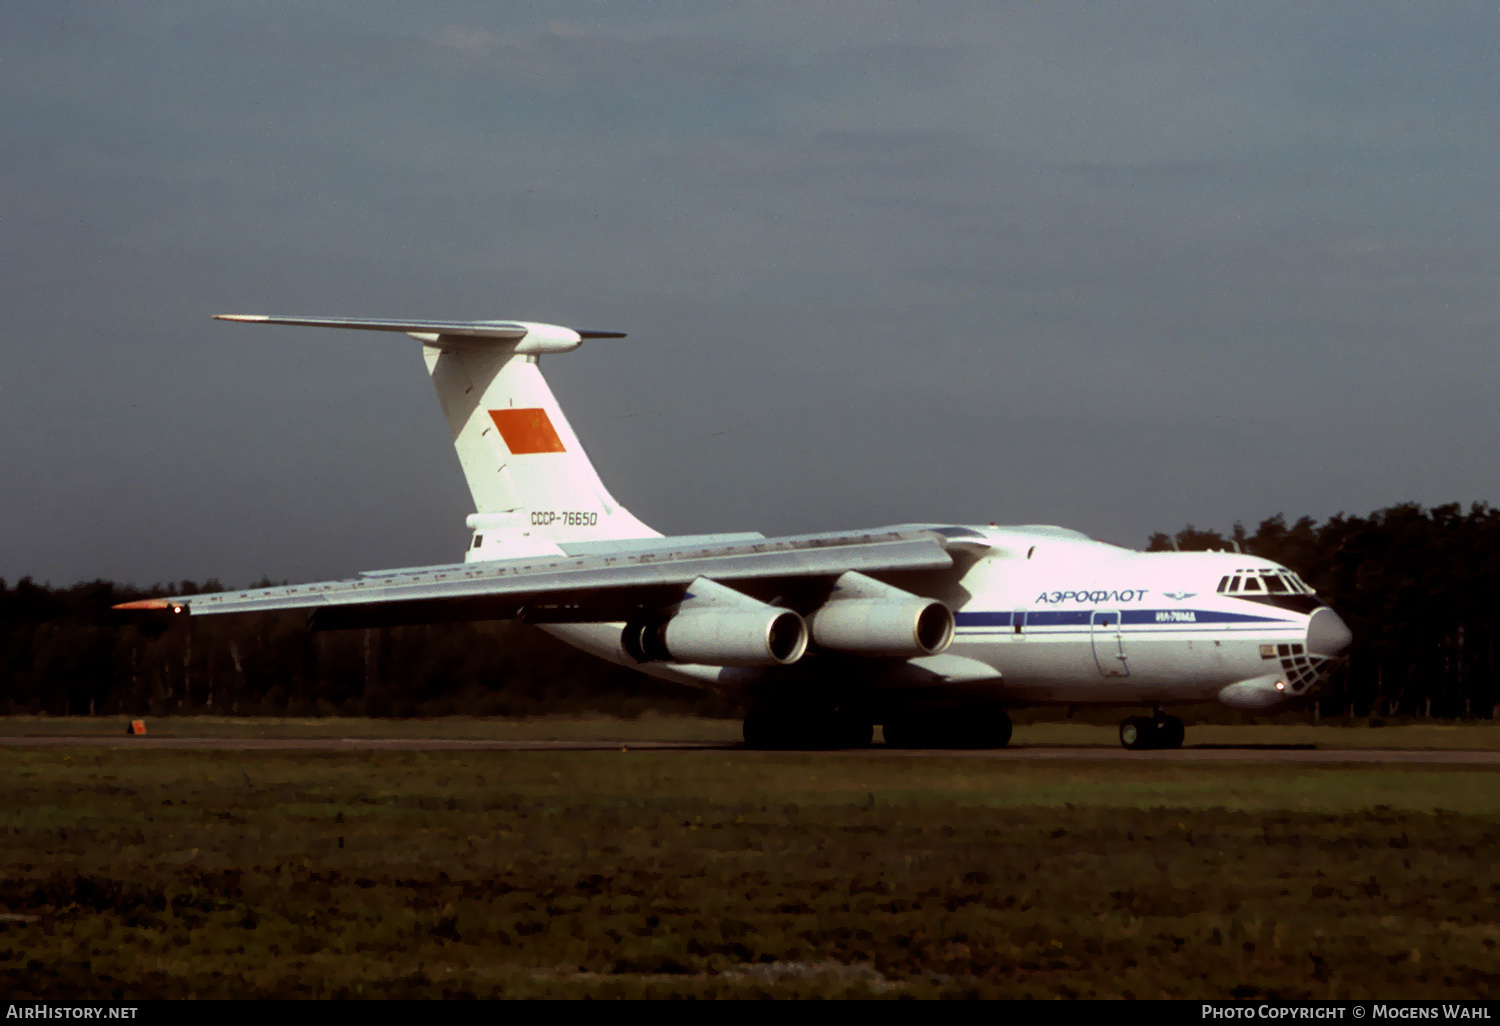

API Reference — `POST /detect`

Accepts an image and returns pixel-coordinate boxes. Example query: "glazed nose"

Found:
[1307,607,1352,657]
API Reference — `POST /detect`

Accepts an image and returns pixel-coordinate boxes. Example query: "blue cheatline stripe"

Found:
[954,609,1294,629]
[1121,609,1291,625]
[1028,610,1092,626]
[954,612,1014,627]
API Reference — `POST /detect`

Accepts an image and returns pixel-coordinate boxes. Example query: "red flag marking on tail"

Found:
[489,408,566,454]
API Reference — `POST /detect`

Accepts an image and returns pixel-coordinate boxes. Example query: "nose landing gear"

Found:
[1119,714,1185,750]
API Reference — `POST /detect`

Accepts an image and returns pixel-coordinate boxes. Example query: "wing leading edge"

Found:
[116,529,957,630]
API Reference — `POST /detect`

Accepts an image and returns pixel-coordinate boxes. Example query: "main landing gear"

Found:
[741,704,1014,750]
[1119,714,1185,750]
[882,706,1012,750]
[742,706,874,750]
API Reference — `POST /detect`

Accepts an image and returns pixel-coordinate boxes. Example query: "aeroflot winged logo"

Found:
[489,408,566,454]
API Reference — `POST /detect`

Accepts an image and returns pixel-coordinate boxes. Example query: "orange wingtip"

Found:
[113,599,174,610]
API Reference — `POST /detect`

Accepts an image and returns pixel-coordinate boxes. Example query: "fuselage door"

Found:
[1091,609,1129,678]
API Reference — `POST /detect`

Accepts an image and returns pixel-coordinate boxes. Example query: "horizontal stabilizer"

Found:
[213,315,625,341]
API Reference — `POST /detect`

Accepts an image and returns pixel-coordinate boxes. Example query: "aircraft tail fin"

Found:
[214,315,659,558]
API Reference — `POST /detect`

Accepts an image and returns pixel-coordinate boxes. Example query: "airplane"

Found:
[117,315,1353,750]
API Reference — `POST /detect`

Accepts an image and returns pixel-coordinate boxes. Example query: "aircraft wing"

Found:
[116,528,958,630]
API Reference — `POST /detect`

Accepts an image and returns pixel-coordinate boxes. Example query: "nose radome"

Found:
[1307,607,1353,657]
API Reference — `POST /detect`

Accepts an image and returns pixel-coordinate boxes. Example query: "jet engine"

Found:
[622,577,809,666]
[807,572,955,657]
[622,609,807,666]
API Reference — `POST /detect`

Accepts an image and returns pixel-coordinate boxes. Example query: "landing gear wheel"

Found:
[880,714,925,749]
[882,708,1011,749]
[963,707,1012,749]
[806,708,872,750]
[836,717,875,750]
[1119,715,1185,750]
[1156,715,1185,750]
[1119,716,1151,750]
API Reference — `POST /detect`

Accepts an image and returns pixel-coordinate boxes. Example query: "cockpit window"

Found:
[1215,567,1325,611]
[1218,569,1316,595]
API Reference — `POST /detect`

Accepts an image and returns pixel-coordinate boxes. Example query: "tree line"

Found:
[0,577,731,719]
[1147,502,1500,720]
[1,500,1495,719]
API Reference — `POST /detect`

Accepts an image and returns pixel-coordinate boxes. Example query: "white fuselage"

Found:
[544,524,1343,710]
[932,527,1318,705]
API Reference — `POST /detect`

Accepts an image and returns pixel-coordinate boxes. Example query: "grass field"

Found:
[4,714,1500,749]
[2,743,1498,998]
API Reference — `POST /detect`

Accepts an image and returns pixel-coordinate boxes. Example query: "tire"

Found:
[881,718,913,748]
[837,717,875,749]
[883,708,1010,749]
[958,707,1012,749]
[1156,716,1185,749]
[882,714,931,749]
[982,709,1013,749]
[1119,716,1151,750]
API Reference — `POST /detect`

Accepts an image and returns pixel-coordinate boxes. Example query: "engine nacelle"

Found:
[809,598,954,657]
[623,609,808,666]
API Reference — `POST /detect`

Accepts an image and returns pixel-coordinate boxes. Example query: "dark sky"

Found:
[2,3,1496,587]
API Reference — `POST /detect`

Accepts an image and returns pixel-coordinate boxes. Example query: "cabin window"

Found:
[472,534,484,549]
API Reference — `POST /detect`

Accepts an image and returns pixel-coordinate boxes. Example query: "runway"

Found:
[2,736,1498,763]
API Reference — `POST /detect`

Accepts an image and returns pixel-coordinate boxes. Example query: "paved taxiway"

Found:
[1,736,1497,763]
